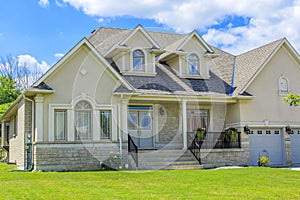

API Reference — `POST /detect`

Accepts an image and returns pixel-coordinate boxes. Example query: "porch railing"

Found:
[128,134,138,167]
[188,132,241,149]
[188,134,202,164]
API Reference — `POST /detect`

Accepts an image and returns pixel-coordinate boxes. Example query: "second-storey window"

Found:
[75,101,92,140]
[188,54,199,75]
[133,50,145,71]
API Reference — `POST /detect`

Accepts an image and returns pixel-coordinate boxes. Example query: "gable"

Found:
[180,35,208,54]
[120,25,160,49]
[247,45,300,95]
[124,30,154,48]
[34,38,133,91]
[236,38,300,95]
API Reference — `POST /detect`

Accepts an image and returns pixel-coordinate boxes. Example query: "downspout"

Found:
[23,95,34,171]
[230,56,237,97]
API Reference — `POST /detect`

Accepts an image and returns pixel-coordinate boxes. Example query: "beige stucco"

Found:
[239,46,300,124]
[112,30,156,75]
[39,44,122,142]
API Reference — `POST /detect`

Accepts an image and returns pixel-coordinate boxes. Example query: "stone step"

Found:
[164,165,203,170]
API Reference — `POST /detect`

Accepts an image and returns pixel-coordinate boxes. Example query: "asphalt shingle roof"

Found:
[89,27,288,97]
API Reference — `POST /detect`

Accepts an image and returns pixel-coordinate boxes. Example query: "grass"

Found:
[0,163,299,199]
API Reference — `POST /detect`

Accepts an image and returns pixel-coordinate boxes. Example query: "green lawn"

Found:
[0,163,299,199]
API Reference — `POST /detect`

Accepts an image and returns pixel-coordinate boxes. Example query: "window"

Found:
[54,110,67,141]
[187,110,209,132]
[133,50,145,71]
[100,110,111,139]
[279,75,289,94]
[188,54,199,75]
[75,101,92,140]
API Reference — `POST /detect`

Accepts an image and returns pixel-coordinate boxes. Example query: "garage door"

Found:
[290,130,300,164]
[249,129,285,166]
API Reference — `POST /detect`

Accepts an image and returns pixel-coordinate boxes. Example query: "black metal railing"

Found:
[188,134,203,165]
[128,134,138,167]
[188,132,241,149]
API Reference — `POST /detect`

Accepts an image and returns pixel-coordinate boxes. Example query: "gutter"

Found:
[230,56,237,97]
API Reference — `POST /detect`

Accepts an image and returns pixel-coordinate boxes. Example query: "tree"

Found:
[0,76,21,105]
[284,93,300,106]
[0,55,44,90]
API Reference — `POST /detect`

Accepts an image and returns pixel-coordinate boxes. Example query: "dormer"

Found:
[104,25,165,76]
[159,30,218,79]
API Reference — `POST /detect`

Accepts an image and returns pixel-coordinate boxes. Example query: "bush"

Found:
[258,156,270,167]
[100,151,129,170]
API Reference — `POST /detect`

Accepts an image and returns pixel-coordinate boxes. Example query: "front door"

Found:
[128,106,153,148]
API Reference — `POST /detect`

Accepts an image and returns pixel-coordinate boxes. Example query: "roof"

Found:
[234,38,285,95]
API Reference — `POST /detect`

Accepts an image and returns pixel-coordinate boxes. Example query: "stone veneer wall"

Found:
[34,143,119,171]
[201,132,250,167]
[9,100,25,169]
[158,102,180,142]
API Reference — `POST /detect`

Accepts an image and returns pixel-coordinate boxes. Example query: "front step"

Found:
[134,149,203,170]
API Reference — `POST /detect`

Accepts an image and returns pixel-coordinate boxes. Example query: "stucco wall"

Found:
[240,46,300,123]
[40,44,121,143]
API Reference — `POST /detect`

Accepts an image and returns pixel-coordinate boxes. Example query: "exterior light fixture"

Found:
[244,125,250,134]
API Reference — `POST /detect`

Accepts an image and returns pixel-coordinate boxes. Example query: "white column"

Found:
[182,99,187,149]
[121,98,128,141]
[35,95,44,142]
[1,121,6,146]
[67,109,75,141]
[93,110,100,141]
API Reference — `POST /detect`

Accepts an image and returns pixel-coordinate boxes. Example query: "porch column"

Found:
[182,99,187,149]
[120,98,129,141]
[35,95,44,142]
[1,121,6,146]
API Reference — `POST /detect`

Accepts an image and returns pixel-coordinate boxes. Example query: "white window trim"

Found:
[131,48,147,71]
[278,74,290,96]
[49,95,118,142]
[187,53,200,75]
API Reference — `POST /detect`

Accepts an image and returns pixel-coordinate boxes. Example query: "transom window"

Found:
[75,101,92,140]
[133,50,145,71]
[188,54,200,75]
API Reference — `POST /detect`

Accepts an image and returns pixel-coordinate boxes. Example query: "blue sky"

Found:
[1,0,300,70]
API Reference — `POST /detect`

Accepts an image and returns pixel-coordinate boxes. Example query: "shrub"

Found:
[258,156,270,167]
[100,151,129,170]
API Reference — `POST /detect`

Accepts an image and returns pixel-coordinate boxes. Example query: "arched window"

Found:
[279,75,289,94]
[133,50,145,71]
[75,101,92,140]
[188,54,199,75]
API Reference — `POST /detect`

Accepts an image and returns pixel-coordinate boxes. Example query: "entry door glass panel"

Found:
[128,106,153,148]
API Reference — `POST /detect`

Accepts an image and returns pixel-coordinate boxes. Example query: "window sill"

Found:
[179,74,210,79]
[121,71,157,77]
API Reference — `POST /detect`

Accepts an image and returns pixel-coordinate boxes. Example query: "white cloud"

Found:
[59,0,300,54]
[18,54,50,73]
[38,0,49,8]
[55,0,65,8]
[54,53,64,59]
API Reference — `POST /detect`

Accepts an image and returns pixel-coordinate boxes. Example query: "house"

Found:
[1,25,300,171]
